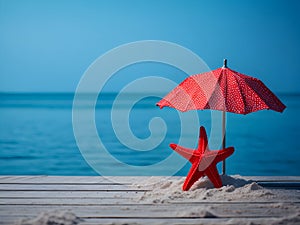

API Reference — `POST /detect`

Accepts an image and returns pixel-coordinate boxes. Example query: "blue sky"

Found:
[0,0,299,93]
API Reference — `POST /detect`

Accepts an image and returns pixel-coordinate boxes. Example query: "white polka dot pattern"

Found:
[156,67,286,114]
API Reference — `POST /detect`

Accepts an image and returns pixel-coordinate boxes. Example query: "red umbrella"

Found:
[157,59,286,174]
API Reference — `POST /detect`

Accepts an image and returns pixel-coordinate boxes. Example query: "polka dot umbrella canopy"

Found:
[156,59,286,174]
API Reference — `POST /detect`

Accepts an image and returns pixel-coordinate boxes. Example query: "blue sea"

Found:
[0,93,299,176]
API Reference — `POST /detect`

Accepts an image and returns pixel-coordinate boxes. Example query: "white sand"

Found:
[134,175,275,203]
[132,175,300,224]
[14,211,82,225]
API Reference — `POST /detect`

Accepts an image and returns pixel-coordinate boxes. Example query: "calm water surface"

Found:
[0,93,299,176]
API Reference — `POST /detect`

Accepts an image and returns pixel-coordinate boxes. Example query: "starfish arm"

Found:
[214,147,234,163]
[197,126,208,154]
[183,162,205,191]
[204,165,222,188]
[169,143,196,162]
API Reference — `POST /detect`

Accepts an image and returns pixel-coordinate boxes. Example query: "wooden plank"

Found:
[2,180,299,191]
[0,203,298,218]
[0,198,140,205]
[0,176,176,184]
[0,176,107,183]
[0,216,285,225]
[1,188,299,200]
[0,176,127,185]
[1,197,300,205]
[2,196,298,204]
[0,184,149,191]
[0,182,129,185]
[244,176,300,182]
[257,182,300,189]
[1,189,299,204]
[0,191,143,198]
[79,218,283,225]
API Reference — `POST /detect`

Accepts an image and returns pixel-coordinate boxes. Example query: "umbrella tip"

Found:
[223,59,227,68]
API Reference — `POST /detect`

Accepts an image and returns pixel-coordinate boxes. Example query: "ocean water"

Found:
[0,93,299,176]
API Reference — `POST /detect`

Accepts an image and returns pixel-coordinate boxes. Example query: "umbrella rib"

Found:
[205,68,224,110]
[232,72,247,114]
[242,77,271,111]
[224,68,228,111]
[232,69,282,112]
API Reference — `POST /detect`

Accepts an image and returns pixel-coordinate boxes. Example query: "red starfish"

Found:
[170,126,234,191]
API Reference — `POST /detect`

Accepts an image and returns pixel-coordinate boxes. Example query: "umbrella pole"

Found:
[222,111,226,175]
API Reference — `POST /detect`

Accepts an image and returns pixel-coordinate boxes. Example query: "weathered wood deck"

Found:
[0,176,299,225]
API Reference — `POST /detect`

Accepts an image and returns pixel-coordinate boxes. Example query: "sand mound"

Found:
[14,211,82,225]
[134,175,275,203]
[178,207,218,218]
